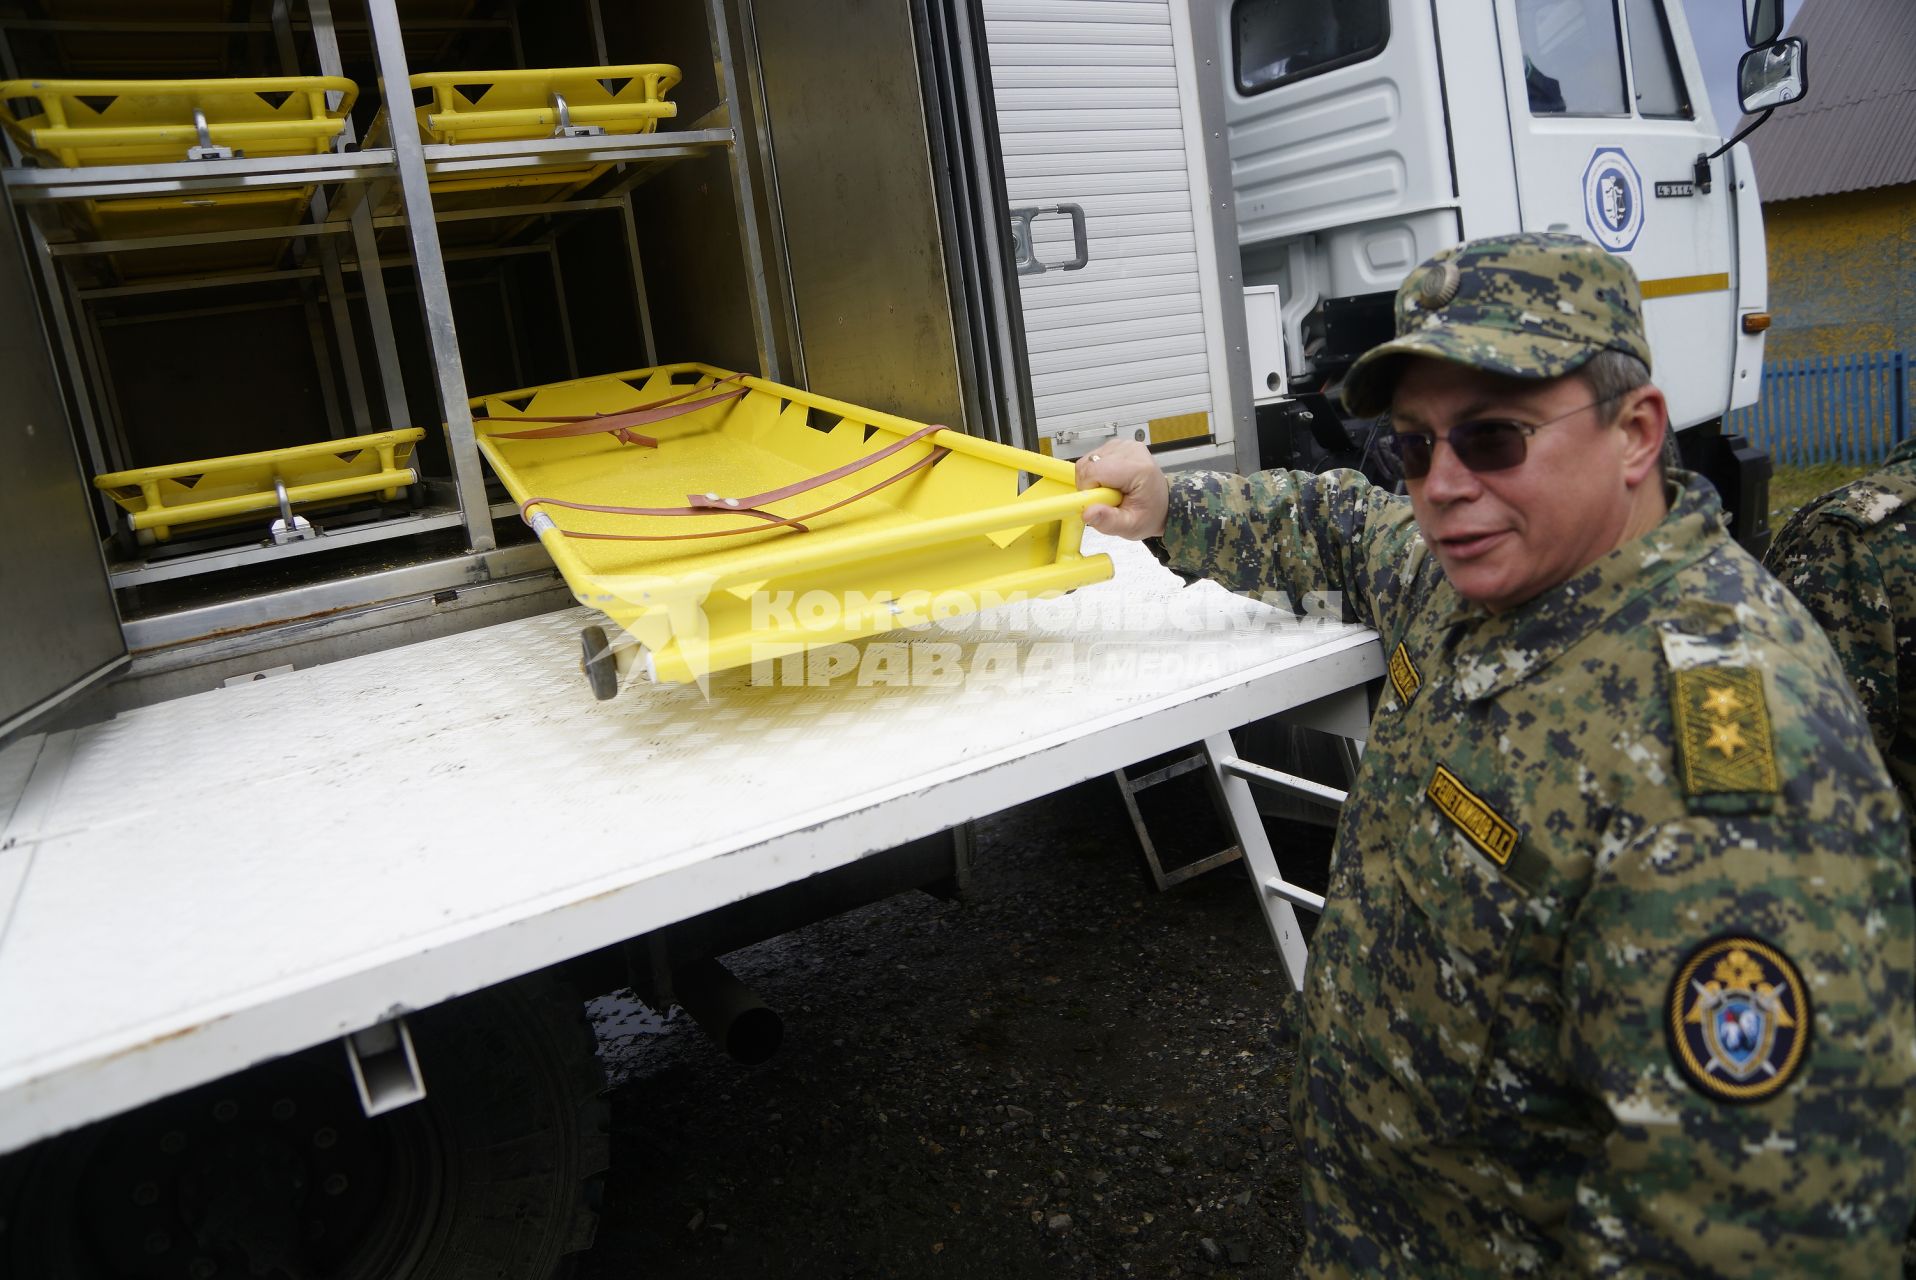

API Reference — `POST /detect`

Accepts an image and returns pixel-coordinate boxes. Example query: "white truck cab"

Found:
[1221,0,1801,549]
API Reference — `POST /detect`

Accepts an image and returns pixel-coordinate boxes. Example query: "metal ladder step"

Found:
[1201,734,1348,993]
[1114,729,1358,992]
[1113,747,1243,890]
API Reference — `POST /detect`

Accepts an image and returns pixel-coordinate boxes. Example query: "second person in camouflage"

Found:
[1763,434,1916,849]
[1076,233,1916,1276]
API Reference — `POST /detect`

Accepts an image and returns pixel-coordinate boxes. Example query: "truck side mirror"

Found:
[1738,38,1806,114]
[1742,0,1784,47]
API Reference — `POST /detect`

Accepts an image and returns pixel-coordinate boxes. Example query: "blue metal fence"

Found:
[1729,351,1909,466]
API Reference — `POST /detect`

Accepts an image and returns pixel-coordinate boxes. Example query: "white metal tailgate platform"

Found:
[0,533,1382,1153]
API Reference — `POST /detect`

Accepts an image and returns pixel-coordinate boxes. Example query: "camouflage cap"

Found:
[1341,232,1653,417]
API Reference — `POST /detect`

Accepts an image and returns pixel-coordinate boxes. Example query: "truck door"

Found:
[0,194,125,738]
[1498,0,1738,430]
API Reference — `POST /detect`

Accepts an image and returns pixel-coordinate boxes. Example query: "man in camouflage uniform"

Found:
[1764,437,1916,841]
[1077,233,1916,1276]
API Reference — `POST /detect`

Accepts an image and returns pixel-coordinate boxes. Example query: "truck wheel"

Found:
[0,973,608,1280]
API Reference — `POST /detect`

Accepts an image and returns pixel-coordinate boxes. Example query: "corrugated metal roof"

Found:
[1744,0,1916,201]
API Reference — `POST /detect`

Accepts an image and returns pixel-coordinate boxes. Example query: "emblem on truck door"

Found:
[1582,147,1644,252]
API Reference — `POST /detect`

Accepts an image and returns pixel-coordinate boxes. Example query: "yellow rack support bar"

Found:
[423,102,674,134]
[0,74,356,99]
[28,119,345,149]
[94,429,422,487]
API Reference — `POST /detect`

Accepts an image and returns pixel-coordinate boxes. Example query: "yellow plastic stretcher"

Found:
[93,428,424,543]
[0,75,357,167]
[0,75,357,276]
[358,63,679,215]
[412,65,678,145]
[471,364,1117,687]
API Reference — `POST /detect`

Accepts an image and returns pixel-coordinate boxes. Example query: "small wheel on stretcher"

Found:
[579,624,619,701]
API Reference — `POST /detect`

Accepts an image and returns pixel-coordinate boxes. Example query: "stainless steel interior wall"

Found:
[0,195,125,734]
[747,0,966,427]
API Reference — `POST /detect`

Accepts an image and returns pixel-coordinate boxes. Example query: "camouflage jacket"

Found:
[1158,468,1916,1277]
[1764,436,1916,840]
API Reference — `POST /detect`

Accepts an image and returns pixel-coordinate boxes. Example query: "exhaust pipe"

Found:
[672,957,783,1065]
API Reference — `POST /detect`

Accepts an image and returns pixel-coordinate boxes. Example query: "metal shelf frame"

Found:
[0,0,780,621]
[105,506,469,589]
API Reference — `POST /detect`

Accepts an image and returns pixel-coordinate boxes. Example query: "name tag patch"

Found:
[1426,764,1518,866]
[1388,641,1421,705]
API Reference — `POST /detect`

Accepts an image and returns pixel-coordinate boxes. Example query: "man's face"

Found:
[1389,358,1649,613]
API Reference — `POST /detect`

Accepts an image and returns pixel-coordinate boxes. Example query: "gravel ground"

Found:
[578,774,1335,1279]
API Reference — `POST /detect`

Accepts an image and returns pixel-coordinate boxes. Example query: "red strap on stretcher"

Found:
[484,372,749,447]
[521,423,951,542]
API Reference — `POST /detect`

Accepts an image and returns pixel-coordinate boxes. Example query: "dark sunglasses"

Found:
[1379,389,1630,480]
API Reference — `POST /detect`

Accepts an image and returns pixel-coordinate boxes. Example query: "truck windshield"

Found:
[1232,0,1389,95]
[1516,0,1629,115]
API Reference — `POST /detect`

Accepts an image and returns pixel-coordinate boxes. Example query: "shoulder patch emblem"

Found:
[1666,936,1811,1104]
[1426,764,1517,866]
[1670,667,1778,797]
[1388,641,1421,705]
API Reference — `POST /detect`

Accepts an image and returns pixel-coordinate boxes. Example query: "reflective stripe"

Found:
[1147,411,1211,445]
[1640,272,1731,299]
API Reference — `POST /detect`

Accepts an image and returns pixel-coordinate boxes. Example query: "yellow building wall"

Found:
[1761,182,1916,362]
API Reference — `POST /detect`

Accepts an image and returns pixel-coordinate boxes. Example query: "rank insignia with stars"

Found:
[1666,935,1811,1104]
[1670,667,1778,799]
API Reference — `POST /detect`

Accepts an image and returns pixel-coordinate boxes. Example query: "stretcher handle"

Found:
[521,426,952,542]
[484,372,748,446]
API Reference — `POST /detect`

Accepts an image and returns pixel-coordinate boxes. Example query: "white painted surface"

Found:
[1728,142,1766,412]
[1220,0,1462,380]
[1432,2,1524,240]
[1244,284,1287,403]
[0,533,1382,1153]
[1222,0,1454,248]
